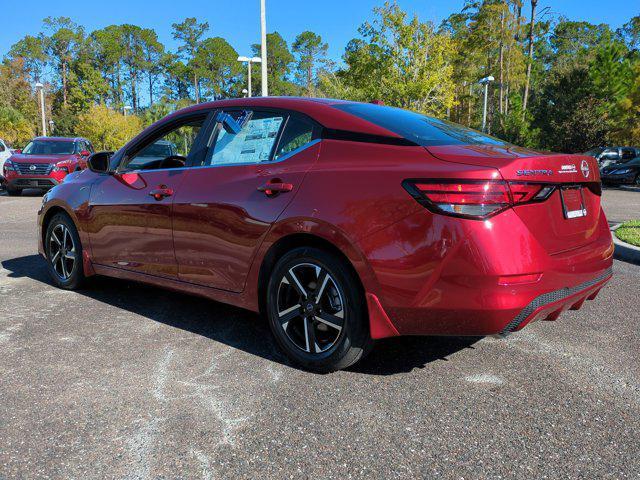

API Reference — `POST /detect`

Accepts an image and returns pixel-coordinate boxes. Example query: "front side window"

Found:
[621,148,635,160]
[122,117,205,171]
[274,116,316,160]
[23,140,76,155]
[203,110,284,166]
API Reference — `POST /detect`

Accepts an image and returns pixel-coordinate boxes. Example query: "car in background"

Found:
[584,146,640,169]
[601,157,640,186]
[0,138,12,189]
[2,137,94,196]
[37,98,613,372]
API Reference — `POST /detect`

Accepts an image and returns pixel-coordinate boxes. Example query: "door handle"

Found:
[257,182,294,196]
[148,186,174,201]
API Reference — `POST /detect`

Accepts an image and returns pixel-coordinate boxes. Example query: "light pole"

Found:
[478,75,494,133]
[34,83,46,137]
[123,105,132,116]
[260,0,268,96]
[237,56,262,97]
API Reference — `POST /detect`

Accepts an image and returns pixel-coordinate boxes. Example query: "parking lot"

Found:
[0,188,639,479]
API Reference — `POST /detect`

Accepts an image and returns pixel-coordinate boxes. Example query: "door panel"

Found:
[88,170,186,278]
[173,141,320,292]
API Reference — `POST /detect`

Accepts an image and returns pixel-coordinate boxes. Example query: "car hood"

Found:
[10,154,76,164]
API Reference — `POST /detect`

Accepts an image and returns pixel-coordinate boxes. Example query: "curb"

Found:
[611,223,640,266]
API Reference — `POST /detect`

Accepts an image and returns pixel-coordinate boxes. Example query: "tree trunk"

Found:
[194,72,199,103]
[307,63,313,96]
[149,74,154,106]
[499,7,505,116]
[62,61,68,107]
[522,0,538,118]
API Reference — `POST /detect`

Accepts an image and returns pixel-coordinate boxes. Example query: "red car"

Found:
[3,136,94,195]
[37,98,613,372]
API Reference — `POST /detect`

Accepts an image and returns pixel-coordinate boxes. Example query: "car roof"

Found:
[32,136,88,142]
[157,97,403,139]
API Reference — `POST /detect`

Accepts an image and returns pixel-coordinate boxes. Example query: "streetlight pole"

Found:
[237,56,262,97]
[260,0,268,96]
[34,83,46,137]
[478,75,494,133]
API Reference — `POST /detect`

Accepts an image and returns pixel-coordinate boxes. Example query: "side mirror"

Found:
[88,151,114,173]
[80,150,90,157]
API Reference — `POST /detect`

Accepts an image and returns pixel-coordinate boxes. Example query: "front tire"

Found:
[45,213,85,290]
[266,247,372,372]
[6,185,21,196]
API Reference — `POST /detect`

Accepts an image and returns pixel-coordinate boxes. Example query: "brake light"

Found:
[402,179,555,219]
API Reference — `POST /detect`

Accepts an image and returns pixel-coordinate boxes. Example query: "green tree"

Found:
[140,29,165,106]
[43,17,84,107]
[172,18,209,102]
[252,32,299,96]
[194,37,241,100]
[328,2,456,115]
[292,31,328,95]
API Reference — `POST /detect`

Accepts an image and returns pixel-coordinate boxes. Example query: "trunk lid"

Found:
[427,144,603,254]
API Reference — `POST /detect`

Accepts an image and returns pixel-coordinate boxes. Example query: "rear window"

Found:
[333,103,508,147]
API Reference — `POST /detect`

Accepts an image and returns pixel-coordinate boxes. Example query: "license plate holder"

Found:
[560,186,587,219]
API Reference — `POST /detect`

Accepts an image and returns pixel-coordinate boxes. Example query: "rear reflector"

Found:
[402,179,555,219]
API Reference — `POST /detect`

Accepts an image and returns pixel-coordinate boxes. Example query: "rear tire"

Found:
[44,213,85,290]
[266,247,373,372]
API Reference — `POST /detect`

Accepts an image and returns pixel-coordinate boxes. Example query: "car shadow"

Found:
[2,254,481,375]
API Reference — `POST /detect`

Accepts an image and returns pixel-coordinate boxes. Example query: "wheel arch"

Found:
[257,231,370,319]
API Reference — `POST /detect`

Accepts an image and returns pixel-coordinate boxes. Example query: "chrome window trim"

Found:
[119,138,321,174]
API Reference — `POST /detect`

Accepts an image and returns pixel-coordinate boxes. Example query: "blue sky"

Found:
[0,0,637,61]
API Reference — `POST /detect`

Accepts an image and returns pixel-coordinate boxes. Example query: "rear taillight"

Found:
[402,179,555,219]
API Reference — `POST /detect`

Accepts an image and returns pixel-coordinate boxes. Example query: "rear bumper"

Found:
[500,266,612,333]
[358,207,614,337]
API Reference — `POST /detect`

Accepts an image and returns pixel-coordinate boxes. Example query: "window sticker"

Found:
[210,116,283,165]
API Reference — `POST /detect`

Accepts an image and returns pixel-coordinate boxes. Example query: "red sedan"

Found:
[3,137,94,195]
[37,98,613,372]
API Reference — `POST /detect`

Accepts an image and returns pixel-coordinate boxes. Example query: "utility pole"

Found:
[260,0,268,96]
[479,76,494,133]
[35,83,46,136]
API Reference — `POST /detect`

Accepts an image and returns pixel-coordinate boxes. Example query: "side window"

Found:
[122,116,206,171]
[274,116,316,160]
[621,148,635,160]
[204,110,284,166]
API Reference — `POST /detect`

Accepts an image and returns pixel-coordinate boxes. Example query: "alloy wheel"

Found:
[276,262,345,354]
[48,224,76,281]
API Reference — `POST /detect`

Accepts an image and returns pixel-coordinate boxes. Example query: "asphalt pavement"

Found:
[0,188,639,479]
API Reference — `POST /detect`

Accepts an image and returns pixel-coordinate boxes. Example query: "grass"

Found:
[615,220,640,247]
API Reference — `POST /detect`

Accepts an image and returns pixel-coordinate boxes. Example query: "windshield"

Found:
[138,143,174,157]
[333,103,509,147]
[22,140,76,155]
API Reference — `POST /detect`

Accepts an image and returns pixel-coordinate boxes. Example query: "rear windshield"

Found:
[333,103,508,147]
[22,140,76,155]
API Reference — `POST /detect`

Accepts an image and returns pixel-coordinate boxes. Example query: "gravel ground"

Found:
[0,188,639,479]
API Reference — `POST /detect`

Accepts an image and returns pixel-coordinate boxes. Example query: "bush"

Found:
[76,104,143,151]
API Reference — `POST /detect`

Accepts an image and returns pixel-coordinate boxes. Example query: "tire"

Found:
[44,212,85,290]
[266,247,373,372]
[635,175,640,186]
[6,185,21,196]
